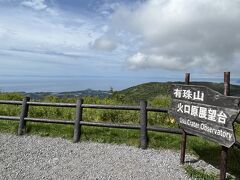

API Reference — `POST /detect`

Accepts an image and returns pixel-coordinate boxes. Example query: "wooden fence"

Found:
[0,97,239,149]
[0,99,181,148]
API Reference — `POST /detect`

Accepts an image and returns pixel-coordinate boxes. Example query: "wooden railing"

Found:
[0,98,180,148]
[0,98,239,150]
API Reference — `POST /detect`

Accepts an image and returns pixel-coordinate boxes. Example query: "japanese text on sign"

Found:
[177,102,228,124]
[173,88,204,101]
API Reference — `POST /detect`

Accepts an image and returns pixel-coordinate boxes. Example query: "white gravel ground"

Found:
[0,134,211,180]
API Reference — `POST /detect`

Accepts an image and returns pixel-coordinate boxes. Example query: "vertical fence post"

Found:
[220,72,230,180]
[224,72,230,96]
[140,100,148,149]
[73,98,83,143]
[180,73,190,164]
[18,96,30,135]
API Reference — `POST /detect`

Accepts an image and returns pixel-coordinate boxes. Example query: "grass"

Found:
[0,120,19,134]
[184,165,219,180]
[0,120,181,149]
[184,165,236,180]
[189,139,240,176]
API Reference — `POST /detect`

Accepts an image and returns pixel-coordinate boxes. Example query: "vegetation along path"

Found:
[0,134,199,180]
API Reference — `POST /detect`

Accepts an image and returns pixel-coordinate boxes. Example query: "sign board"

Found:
[169,84,240,148]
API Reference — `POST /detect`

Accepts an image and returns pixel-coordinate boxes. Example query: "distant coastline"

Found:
[1,81,240,101]
[0,76,240,93]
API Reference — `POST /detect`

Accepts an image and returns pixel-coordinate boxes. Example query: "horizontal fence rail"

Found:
[0,100,22,105]
[0,99,239,149]
[25,117,74,125]
[0,100,168,112]
[0,115,19,121]
[28,101,76,107]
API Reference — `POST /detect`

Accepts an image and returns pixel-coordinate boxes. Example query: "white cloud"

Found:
[126,52,194,70]
[21,0,58,15]
[101,25,109,32]
[0,4,125,78]
[21,0,47,10]
[0,7,98,55]
[0,27,6,38]
[98,1,120,17]
[125,52,147,69]
[92,36,117,51]
[111,0,240,73]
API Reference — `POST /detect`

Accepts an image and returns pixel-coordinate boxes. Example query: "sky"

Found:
[0,0,240,92]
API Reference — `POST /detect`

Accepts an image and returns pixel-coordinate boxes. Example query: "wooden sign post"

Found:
[169,72,240,179]
[220,72,230,180]
[180,73,190,164]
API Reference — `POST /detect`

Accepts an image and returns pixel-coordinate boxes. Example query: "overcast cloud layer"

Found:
[1,0,240,92]
[104,0,240,73]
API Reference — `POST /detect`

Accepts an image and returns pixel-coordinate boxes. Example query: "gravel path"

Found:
[0,134,193,180]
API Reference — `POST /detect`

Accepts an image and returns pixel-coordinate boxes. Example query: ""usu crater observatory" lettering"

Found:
[179,117,233,141]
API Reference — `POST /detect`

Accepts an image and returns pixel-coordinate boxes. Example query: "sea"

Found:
[0,75,239,92]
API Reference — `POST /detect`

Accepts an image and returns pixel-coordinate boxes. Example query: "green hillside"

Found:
[111,81,240,103]
[0,82,240,178]
[111,82,171,103]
